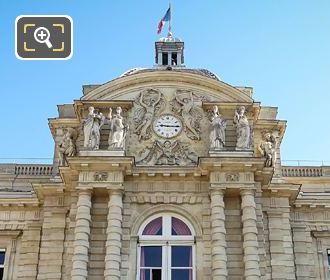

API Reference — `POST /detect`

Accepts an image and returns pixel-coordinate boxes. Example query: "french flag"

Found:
[157,7,171,34]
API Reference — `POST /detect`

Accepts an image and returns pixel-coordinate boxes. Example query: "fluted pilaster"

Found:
[104,190,123,280]
[71,189,92,280]
[210,189,228,280]
[241,189,261,280]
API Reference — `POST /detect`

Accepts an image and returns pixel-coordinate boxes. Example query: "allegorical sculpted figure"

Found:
[58,128,76,166]
[108,107,128,149]
[258,132,277,167]
[171,90,203,140]
[137,140,198,166]
[82,106,105,150]
[209,105,227,150]
[233,106,251,150]
[134,89,164,141]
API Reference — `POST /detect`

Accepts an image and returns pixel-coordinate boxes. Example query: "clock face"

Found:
[153,115,182,138]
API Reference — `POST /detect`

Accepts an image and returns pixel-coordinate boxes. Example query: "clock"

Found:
[153,114,182,138]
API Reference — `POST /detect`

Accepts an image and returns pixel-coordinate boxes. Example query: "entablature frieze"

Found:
[124,192,209,205]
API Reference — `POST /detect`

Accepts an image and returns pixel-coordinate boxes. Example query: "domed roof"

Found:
[120,67,221,81]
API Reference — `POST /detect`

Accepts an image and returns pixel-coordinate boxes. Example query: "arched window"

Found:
[137,214,195,280]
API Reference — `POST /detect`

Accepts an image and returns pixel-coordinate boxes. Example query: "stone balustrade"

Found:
[0,164,53,176]
[282,166,322,177]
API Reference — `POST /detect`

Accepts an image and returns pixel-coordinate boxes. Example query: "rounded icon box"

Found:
[15,15,73,60]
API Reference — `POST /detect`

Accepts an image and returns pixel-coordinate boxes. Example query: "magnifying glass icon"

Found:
[34,27,53,49]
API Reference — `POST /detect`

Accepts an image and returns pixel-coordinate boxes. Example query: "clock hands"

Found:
[157,124,181,128]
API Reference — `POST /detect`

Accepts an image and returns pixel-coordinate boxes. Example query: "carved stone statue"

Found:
[258,132,277,167]
[133,89,165,141]
[233,106,251,150]
[82,106,105,150]
[209,105,226,150]
[137,140,198,166]
[171,90,204,140]
[58,128,76,166]
[108,107,128,149]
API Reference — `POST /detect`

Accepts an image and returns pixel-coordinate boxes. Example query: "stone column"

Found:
[240,189,261,280]
[210,189,228,280]
[104,189,123,280]
[71,189,92,280]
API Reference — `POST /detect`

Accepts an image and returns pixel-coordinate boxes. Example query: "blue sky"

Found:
[0,1,329,164]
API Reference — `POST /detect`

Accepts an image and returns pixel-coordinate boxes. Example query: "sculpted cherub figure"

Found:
[58,128,76,166]
[258,132,277,167]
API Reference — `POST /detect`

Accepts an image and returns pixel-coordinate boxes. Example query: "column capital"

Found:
[210,188,226,196]
[240,188,255,196]
[107,188,124,196]
[76,187,93,195]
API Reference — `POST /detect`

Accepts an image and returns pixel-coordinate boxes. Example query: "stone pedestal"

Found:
[241,189,261,280]
[104,190,123,280]
[210,189,228,280]
[71,189,92,280]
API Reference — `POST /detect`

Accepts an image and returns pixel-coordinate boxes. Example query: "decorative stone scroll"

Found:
[82,106,105,150]
[170,90,204,140]
[258,131,277,167]
[137,140,198,166]
[58,128,77,166]
[133,89,166,141]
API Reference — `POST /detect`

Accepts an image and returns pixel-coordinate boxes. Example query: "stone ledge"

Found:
[209,151,254,157]
[79,150,125,157]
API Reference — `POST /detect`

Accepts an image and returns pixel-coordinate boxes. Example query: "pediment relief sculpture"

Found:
[170,90,205,140]
[133,89,166,141]
[137,140,198,166]
[58,128,77,166]
[108,107,129,150]
[209,105,227,150]
[233,106,252,150]
[258,131,277,167]
[82,106,105,150]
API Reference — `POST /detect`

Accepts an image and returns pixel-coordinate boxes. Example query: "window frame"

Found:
[0,249,5,280]
[137,214,196,280]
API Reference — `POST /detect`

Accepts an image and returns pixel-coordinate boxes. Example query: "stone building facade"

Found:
[0,36,330,280]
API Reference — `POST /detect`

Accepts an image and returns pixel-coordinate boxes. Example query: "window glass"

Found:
[140,269,150,280]
[143,217,162,236]
[0,252,4,265]
[171,269,192,280]
[172,246,192,267]
[151,269,161,280]
[141,246,162,267]
[172,217,191,236]
[139,215,194,280]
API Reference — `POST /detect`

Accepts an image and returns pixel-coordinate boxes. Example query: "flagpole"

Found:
[168,3,172,37]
